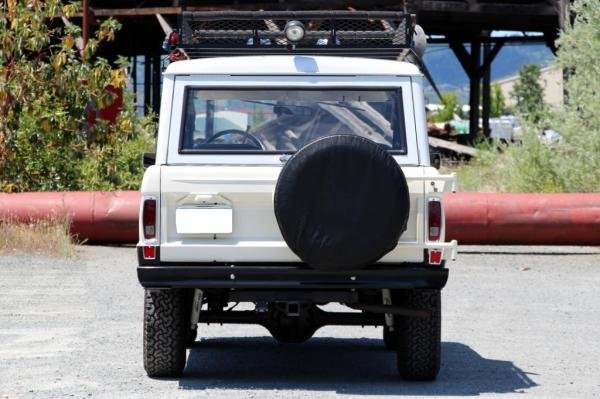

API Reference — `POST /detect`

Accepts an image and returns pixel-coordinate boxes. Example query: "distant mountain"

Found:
[422,44,554,103]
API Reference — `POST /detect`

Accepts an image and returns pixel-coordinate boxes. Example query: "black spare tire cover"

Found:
[274,135,410,270]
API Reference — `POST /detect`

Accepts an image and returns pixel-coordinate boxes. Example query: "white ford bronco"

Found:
[137,11,457,380]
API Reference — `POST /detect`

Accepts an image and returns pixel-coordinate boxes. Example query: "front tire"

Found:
[143,289,187,378]
[394,289,441,381]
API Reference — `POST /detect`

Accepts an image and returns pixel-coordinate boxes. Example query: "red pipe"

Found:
[0,191,139,243]
[444,193,600,245]
[0,191,599,245]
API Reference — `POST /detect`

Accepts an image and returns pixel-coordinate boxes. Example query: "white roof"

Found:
[164,55,421,76]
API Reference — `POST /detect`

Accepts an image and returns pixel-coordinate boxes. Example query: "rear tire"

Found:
[143,289,187,378]
[394,289,441,381]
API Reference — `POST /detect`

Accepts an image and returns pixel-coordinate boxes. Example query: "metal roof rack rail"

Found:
[172,10,415,60]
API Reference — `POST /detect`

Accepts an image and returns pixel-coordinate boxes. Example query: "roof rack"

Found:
[175,11,415,60]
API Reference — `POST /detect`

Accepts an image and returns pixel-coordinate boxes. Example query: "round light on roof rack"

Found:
[284,20,305,43]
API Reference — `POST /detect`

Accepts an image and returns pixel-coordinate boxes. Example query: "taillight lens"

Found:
[142,245,156,260]
[428,198,441,241]
[169,31,179,46]
[142,199,157,240]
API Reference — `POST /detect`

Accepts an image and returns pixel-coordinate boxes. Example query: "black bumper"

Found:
[137,262,448,290]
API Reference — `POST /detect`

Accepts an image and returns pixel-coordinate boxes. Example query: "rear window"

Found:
[179,88,407,154]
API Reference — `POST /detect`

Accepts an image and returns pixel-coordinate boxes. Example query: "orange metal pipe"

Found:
[0,191,599,245]
[444,193,600,245]
[0,191,140,243]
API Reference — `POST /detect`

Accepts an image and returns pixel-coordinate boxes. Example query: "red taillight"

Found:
[169,31,179,46]
[143,245,156,260]
[428,249,443,265]
[142,199,156,240]
[428,198,441,241]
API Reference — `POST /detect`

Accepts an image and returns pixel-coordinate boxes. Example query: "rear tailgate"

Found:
[158,164,450,263]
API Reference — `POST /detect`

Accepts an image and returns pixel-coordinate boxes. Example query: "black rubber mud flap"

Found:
[274,135,410,270]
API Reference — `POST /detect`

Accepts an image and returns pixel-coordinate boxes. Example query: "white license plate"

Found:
[175,207,233,234]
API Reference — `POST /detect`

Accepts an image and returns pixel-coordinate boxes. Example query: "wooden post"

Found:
[82,0,90,47]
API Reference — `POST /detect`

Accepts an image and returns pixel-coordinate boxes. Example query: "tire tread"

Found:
[143,289,187,377]
[395,289,441,381]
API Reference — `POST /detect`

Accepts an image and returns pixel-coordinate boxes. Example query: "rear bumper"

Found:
[137,257,448,290]
[151,240,458,264]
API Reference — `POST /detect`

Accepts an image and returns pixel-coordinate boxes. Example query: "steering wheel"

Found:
[204,129,264,149]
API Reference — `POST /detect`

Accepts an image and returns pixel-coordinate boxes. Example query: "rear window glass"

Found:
[180,88,407,154]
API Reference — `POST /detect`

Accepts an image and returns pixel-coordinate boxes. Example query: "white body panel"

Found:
[164,55,422,77]
[156,165,456,263]
[140,55,458,263]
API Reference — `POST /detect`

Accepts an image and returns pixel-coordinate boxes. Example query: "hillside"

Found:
[423,44,554,102]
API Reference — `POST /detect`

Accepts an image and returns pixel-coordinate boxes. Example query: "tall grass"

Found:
[448,110,600,192]
[0,217,77,258]
[446,131,571,192]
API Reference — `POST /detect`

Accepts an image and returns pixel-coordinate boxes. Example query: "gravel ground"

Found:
[1,245,599,399]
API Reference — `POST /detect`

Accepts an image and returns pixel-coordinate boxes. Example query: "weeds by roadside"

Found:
[445,121,600,193]
[0,217,77,258]
[443,131,569,192]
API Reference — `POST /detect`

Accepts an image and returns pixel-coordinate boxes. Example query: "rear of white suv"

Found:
[138,11,456,381]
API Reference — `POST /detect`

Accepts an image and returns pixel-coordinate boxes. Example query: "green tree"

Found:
[490,83,506,117]
[454,0,600,193]
[0,0,154,192]
[549,0,600,191]
[429,92,459,123]
[510,64,546,122]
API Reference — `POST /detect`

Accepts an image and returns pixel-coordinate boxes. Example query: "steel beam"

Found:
[468,39,481,141]
[449,37,503,141]
[143,55,151,115]
[482,41,491,137]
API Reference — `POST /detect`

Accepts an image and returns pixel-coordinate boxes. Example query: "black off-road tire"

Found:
[394,289,441,381]
[143,289,187,378]
[383,327,398,350]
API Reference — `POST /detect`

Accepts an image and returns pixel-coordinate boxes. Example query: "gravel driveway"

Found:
[1,245,599,398]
